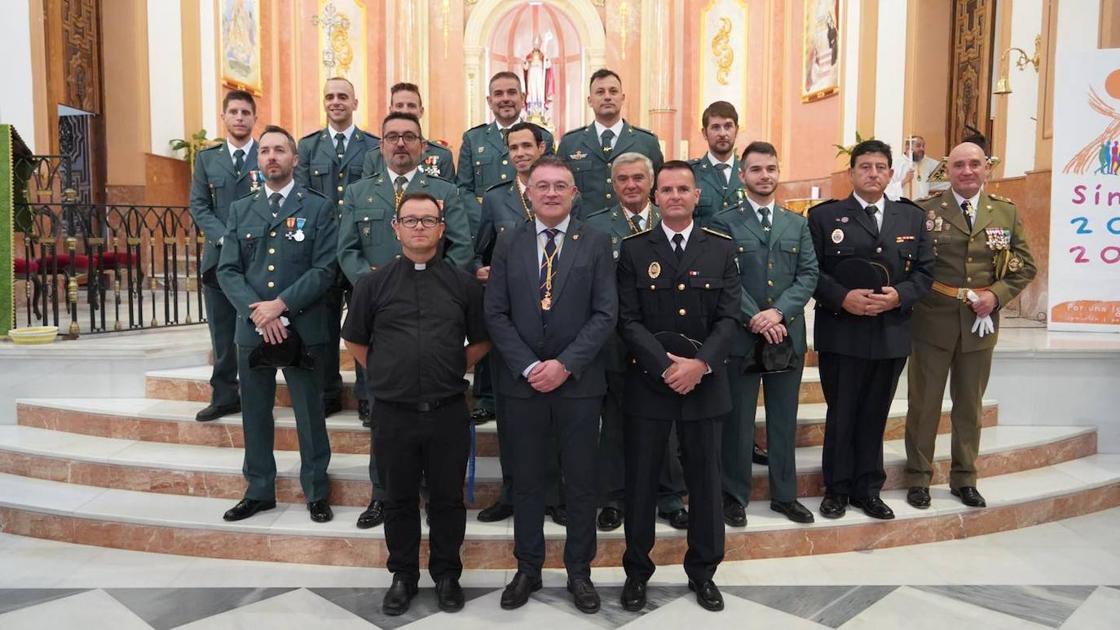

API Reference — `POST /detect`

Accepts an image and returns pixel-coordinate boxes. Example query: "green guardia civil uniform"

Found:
[557,121,663,218]
[361,139,455,182]
[189,141,259,408]
[709,201,819,506]
[456,121,555,236]
[904,189,1037,490]
[216,184,339,503]
[690,154,744,227]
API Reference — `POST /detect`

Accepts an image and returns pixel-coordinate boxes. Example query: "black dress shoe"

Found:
[223,498,275,521]
[819,493,848,519]
[850,496,895,520]
[907,486,932,509]
[688,580,725,612]
[722,497,747,527]
[951,486,987,507]
[752,444,770,466]
[770,500,815,523]
[323,398,343,417]
[435,576,465,612]
[547,505,568,526]
[500,571,542,610]
[358,400,371,428]
[470,407,495,425]
[567,577,600,613]
[597,506,622,531]
[658,508,689,530]
[477,501,513,522]
[356,500,385,529]
[196,402,240,422]
[620,577,647,611]
[382,574,418,616]
[308,499,333,523]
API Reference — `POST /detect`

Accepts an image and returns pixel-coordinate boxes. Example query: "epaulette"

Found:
[432,139,450,148]
[418,173,454,185]
[300,129,323,140]
[199,141,226,152]
[485,180,516,193]
[562,125,590,137]
[989,193,1015,205]
[467,122,488,132]
[895,196,924,210]
[581,204,614,218]
[915,193,939,203]
[702,227,732,240]
[298,187,327,199]
[628,124,657,137]
[811,198,843,208]
[689,156,706,165]
[623,228,652,240]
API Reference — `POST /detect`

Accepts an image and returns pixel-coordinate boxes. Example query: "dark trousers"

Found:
[494,368,563,507]
[319,286,344,406]
[506,395,599,579]
[723,356,803,505]
[624,415,724,584]
[202,270,239,407]
[236,344,331,502]
[599,370,686,512]
[472,356,496,413]
[378,397,470,583]
[818,352,906,498]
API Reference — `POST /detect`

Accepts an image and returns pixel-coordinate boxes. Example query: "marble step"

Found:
[0,455,1116,568]
[16,396,998,457]
[0,422,1084,507]
[145,365,828,409]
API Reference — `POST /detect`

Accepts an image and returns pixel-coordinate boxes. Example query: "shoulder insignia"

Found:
[562,126,588,137]
[200,142,225,153]
[581,205,613,218]
[989,193,1015,205]
[467,122,488,132]
[894,197,924,210]
[623,228,652,240]
[809,198,843,210]
[485,180,516,192]
[689,157,705,166]
[628,124,656,136]
[702,227,732,240]
[432,138,450,148]
[300,129,322,140]
[301,187,327,200]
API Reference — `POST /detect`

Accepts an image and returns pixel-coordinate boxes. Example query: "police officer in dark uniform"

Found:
[690,101,744,227]
[216,125,338,524]
[295,77,379,420]
[189,89,258,422]
[343,192,491,617]
[807,140,934,521]
[617,161,742,613]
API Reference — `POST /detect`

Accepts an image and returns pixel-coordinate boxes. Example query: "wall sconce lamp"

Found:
[994,34,1041,95]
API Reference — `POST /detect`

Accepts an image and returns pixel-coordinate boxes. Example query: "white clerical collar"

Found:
[264,179,296,204]
[952,188,982,210]
[594,119,624,142]
[535,214,571,235]
[227,137,254,160]
[661,220,695,248]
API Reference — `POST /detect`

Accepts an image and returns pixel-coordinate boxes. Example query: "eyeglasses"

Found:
[531,181,572,194]
[383,133,421,145]
[395,216,442,229]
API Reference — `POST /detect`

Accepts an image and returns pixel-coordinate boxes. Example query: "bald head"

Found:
[947,142,989,199]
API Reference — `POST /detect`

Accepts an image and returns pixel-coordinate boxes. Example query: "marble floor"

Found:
[1,507,1118,629]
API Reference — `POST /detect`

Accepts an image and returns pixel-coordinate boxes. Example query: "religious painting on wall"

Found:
[220,0,262,93]
[802,0,839,102]
[700,0,748,121]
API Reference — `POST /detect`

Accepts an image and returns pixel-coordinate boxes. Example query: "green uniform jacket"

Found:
[709,203,819,356]
[557,121,663,217]
[690,155,744,227]
[294,127,380,208]
[472,179,533,272]
[216,185,339,348]
[456,121,555,234]
[360,140,455,181]
[337,171,472,284]
[189,142,258,274]
[913,189,1037,353]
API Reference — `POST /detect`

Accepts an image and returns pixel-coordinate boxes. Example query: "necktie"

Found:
[672,233,685,260]
[539,228,559,309]
[758,206,771,231]
[601,129,615,154]
[865,203,880,236]
[628,213,643,234]
[716,162,731,184]
[334,132,346,161]
[394,175,408,207]
[269,192,282,218]
[233,148,245,176]
[961,199,974,232]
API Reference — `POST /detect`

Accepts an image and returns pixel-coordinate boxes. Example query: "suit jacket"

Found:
[557,121,664,217]
[710,202,819,356]
[457,121,556,234]
[216,185,338,347]
[617,226,742,421]
[912,189,1037,353]
[189,142,259,274]
[361,140,456,181]
[294,126,379,206]
[690,155,744,227]
[472,179,533,272]
[484,217,617,399]
[808,195,935,360]
[336,170,472,284]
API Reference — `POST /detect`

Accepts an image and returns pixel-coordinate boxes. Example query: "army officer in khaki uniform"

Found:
[904,141,1036,510]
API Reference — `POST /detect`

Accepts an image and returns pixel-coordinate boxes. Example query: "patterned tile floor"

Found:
[2,507,1119,629]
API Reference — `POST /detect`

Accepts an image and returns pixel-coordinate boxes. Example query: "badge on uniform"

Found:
[361,224,371,238]
[648,261,661,279]
[896,235,915,243]
[569,150,588,161]
[248,170,263,192]
[985,227,1011,251]
[935,217,945,231]
[420,155,441,177]
[831,228,844,244]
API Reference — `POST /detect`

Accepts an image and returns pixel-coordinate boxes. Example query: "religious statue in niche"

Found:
[522,34,556,128]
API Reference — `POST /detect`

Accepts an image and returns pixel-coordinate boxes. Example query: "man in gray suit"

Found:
[485,156,617,614]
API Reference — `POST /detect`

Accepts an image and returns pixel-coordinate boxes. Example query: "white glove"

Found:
[965,290,995,337]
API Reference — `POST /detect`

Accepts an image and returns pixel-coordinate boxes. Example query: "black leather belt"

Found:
[374,394,463,413]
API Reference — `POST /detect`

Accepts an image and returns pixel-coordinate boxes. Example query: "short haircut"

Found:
[741,141,779,164]
[702,101,739,127]
[259,125,296,153]
[849,139,893,168]
[223,89,256,114]
[390,82,423,107]
[489,71,522,91]
[906,134,925,143]
[610,152,654,178]
[382,111,423,135]
[589,68,622,90]
[396,191,443,218]
[655,160,696,186]
[527,154,573,180]
[506,121,544,145]
[324,76,355,91]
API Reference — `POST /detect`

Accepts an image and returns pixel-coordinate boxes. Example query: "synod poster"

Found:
[1051,50,1120,332]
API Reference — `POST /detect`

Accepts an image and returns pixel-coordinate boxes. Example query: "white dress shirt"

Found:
[326,123,356,151]
[852,193,884,230]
